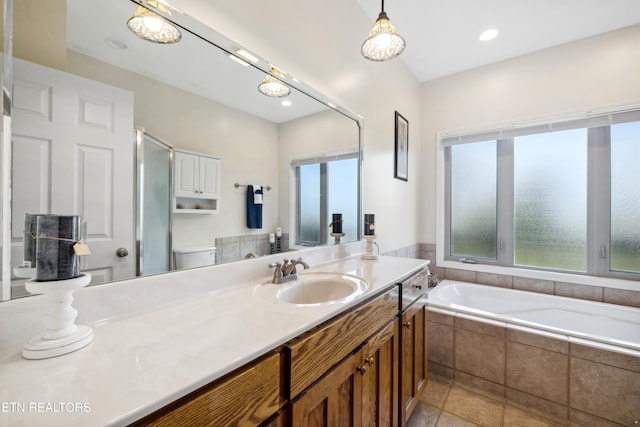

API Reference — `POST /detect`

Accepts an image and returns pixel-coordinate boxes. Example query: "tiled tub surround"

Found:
[427,281,640,426]
[0,241,429,426]
[385,242,640,309]
[215,233,290,264]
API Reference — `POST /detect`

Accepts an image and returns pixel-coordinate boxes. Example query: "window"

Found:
[610,121,640,273]
[444,111,640,279]
[449,140,497,259]
[294,153,358,246]
[514,129,588,271]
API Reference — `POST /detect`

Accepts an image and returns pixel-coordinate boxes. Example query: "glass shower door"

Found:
[136,130,172,276]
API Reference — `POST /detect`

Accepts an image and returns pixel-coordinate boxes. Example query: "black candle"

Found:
[364,214,375,236]
[35,215,82,281]
[331,213,343,234]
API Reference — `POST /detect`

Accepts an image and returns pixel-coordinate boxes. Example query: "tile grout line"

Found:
[433,380,453,427]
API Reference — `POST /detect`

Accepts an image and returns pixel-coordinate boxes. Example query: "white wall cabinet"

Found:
[174,150,221,213]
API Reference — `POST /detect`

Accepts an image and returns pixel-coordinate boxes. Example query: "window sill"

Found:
[436,259,639,292]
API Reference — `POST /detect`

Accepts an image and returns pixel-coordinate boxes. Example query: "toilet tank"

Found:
[173,245,216,269]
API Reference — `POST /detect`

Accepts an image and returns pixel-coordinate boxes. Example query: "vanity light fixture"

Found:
[258,67,290,98]
[127,0,182,44]
[361,0,406,61]
[234,48,259,63]
[228,55,250,67]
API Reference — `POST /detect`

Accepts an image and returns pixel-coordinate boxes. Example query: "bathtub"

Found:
[427,280,640,355]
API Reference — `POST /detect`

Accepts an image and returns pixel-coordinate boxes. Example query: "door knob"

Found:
[116,247,129,258]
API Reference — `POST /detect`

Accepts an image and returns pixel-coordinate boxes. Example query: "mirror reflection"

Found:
[3,0,361,299]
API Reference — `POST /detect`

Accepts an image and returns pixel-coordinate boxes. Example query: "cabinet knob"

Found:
[365,356,375,366]
[403,321,411,329]
[356,365,367,375]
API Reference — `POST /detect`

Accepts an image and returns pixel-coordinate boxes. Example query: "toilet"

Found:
[173,245,216,269]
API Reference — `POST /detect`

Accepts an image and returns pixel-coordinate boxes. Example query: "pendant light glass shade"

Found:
[127,2,181,44]
[258,68,290,98]
[361,3,406,61]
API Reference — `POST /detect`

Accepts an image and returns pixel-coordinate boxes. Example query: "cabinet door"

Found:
[360,319,399,427]
[199,156,220,199]
[174,152,200,198]
[290,351,362,427]
[400,302,428,425]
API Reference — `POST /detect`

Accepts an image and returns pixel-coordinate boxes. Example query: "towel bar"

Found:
[234,183,272,191]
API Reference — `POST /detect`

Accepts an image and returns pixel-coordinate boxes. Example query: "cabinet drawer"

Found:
[133,352,284,427]
[286,288,398,398]
[400,269,428,310]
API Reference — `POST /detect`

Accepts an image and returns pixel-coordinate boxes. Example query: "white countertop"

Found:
[0,249,427,427]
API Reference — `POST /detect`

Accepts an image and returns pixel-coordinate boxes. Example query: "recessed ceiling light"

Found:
[105,37,128,50]
[479,29,499,41]
[281,100,292,107]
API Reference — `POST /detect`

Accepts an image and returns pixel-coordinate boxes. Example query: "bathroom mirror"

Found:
[0,0,362,300]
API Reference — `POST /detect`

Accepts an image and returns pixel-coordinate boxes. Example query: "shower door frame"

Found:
[135,128,174,277]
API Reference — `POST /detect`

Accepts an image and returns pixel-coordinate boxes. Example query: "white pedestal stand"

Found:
[331,233,345,245]
[361,235,378,260]
[23,274,94,360]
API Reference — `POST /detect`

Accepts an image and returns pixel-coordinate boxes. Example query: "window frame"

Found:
[292,151,359,247]
[439,108,640,283]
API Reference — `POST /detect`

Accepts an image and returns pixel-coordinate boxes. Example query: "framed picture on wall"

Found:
[394,111,408,181]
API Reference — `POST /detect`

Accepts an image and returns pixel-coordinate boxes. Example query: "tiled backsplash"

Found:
[384,243,640,309]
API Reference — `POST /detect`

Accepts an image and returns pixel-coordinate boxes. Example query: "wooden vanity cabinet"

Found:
[287,287,400,427]
[130,267,429,427]
[398,270,429,426]
[131,351,285,427]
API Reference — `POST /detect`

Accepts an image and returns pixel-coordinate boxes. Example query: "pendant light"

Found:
[127,1,182,44]
[258,67,290,98]
[361,0,406,61]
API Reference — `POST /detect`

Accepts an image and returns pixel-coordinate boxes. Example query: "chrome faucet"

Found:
[268,257,309,284]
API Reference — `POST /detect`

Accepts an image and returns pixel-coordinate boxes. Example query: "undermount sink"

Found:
[254,272,369,305]
[277,273,368,305]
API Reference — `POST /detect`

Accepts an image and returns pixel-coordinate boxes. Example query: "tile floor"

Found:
[406,374,568,427]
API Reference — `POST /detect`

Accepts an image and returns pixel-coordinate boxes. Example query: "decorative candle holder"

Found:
[22,273,94,360]
[361,234,378,260]
[331,232,345,244]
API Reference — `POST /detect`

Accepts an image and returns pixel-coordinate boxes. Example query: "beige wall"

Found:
[8,0,67,70]
[419,24,640,244]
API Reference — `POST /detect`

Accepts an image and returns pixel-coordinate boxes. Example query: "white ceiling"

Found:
[66,0,329,124]
[355,0,640,82]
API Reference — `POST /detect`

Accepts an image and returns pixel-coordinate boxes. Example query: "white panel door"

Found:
[11,58,134,285]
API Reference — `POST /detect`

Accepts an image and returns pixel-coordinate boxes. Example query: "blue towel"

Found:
[246,185,263,228]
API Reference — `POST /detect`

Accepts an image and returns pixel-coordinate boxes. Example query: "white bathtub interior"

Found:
[428,280,640,354]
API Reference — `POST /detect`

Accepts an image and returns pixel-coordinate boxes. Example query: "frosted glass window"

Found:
[514,129,587,271]
[610,122,640,273]
[450,140,497,259]
[298,163,321,243]
[327,158,358,244]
